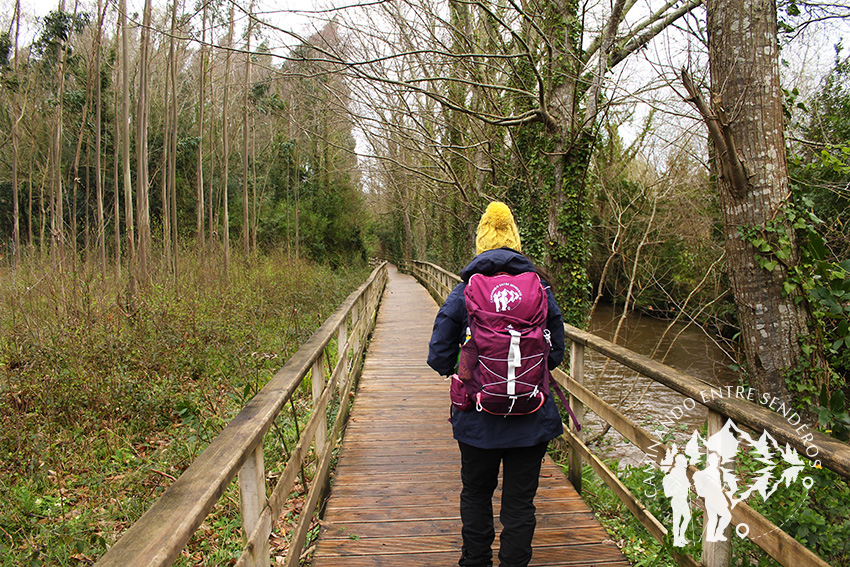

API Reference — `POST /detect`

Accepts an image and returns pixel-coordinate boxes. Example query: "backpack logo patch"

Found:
[490,283,522,312]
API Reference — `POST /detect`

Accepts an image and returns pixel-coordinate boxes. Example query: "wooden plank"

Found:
[319,521,611,543]
[312,545,630,567]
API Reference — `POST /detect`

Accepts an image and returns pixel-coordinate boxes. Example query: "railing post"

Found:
[351,297,361,358]
[238,445,269,566]
[702,409,732,567]
[337,319,348,396]
[312,353,327,458]
[567,340,585,493]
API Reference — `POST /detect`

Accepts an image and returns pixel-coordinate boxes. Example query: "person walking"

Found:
[427,201,566,567]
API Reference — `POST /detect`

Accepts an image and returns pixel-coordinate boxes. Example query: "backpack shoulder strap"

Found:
[550,380,582,432]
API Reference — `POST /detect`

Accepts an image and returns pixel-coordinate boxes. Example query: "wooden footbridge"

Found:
[310,266,625,567]
[95,263,850,567]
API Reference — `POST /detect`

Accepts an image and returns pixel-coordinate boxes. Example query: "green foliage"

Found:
[0,32,11,68]
[571,445,850,567]
[788,46,850,260]
[815,385,850,442]
[730,457,850,566]
[0,254,370,565]
[506,120,593,327]
[570,462,679,567]
[32,10,91,63]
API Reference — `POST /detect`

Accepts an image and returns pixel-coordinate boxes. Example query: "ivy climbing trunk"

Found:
[508,0,596,327]
[706,0,815,398]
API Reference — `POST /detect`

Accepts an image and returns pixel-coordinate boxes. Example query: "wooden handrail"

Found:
[95,263,389,567]
[400,259,850,567]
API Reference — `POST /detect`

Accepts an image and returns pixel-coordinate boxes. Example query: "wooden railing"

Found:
[95,263,389,567]
[400,259,850,567]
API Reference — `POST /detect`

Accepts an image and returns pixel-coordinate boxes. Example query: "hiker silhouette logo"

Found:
[656,418,814,547]
[489,282,522,312]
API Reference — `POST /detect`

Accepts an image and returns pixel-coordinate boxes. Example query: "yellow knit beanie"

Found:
[475,201,522,255]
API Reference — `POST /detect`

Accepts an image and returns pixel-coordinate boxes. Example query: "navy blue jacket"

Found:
[427,248,565,449]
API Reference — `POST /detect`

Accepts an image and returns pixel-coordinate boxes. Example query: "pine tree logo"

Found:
[658,418,812,547]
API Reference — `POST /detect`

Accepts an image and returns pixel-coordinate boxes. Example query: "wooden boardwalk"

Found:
[312,266,630,567]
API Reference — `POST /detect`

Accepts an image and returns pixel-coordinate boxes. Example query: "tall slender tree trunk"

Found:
[208,60,215,254]
[294,140,300,260]
[251,125,258,254]
[95,0,106,273]
[136,0,153,284]
[162,59,173,269]
[51,0,68,266]
[704,0,817,398]
[113,18,121,279]
[11,0,22,268]
[120,0,135,294]
[71,47,94,266]
[169,0,180,279]
[221,5,235,269]
[28,138,34,252]
[85,139,91,262]
[241,0,253,258]
[196,3,207,256]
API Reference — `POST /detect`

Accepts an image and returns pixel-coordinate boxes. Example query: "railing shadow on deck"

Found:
[400,259,850,567]
[94,263,389,567]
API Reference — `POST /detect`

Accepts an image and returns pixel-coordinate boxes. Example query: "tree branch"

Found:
[680,68,750,199]
[609,0,704,69]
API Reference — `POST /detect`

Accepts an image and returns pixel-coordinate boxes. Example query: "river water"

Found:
[579,304,740,466]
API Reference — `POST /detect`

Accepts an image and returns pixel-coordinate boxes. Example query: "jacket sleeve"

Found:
[427,282,467,375]
[545,288,565,370]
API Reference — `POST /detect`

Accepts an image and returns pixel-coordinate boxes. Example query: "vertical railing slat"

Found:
[568,341,585,493]
[312,353,327,460]
[701,409,732,567]
[337,319,348,397]
[238,445,269,567]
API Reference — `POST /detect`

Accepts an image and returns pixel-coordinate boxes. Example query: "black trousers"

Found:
[457,440,549,567]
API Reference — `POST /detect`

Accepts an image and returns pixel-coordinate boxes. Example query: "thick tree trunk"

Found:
[706,0,814,398]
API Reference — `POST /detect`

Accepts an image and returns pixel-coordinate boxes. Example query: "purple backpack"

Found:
[454,271,552,416]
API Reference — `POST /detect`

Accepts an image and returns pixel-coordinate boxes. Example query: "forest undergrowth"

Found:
[553,433,850,567]
[0,251,370,566]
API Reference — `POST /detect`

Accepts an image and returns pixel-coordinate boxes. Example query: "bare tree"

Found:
[196,1,207,257]
[94,0,106,272]
[120,0,135,293]
[50,0,70,265]
[10,0,22,267]
[168,0,180,278]
[329,0,702,320]
[136,0,153,283]
[242,0,254,258]
[221,2,235,269]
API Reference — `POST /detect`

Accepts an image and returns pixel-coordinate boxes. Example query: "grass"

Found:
[0,251,371,566]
